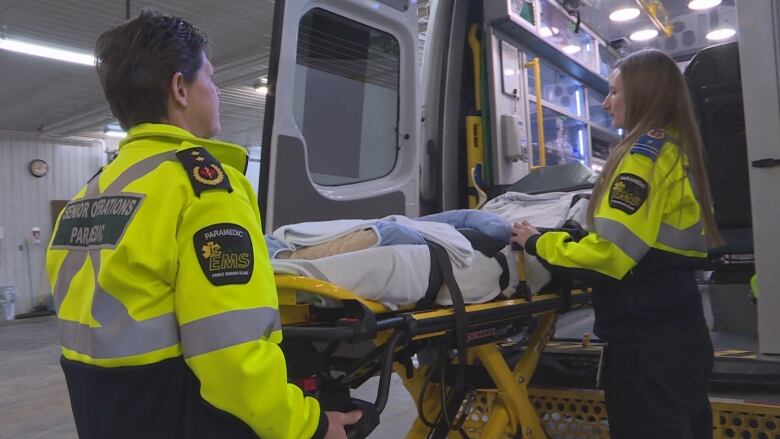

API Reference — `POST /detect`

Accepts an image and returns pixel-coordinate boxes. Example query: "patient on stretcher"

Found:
[266,192,589,308]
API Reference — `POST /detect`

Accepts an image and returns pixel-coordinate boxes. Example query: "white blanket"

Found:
[272,245,518,309]
[482,191,591,294]
[272,215,474,268]
[482,191,579,227]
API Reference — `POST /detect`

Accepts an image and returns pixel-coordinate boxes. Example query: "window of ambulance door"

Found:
[293,8,401,186]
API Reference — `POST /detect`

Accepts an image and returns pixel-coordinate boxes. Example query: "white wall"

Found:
[0,130,105,315]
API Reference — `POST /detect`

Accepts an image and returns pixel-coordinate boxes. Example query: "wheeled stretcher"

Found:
[276,263,591,438]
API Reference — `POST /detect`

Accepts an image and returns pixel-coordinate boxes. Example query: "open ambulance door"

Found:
[258,0,421,233]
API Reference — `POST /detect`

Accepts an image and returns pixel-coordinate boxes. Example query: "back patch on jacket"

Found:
[194,223,254,285]
[51,195,144,249]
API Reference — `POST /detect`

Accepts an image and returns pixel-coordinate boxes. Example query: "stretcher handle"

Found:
[374,329,406,413]
[321,330,405,439]
[344,398,380,439]
[283,315,409,342]
[346,330,405,438]
[283,325,356,341]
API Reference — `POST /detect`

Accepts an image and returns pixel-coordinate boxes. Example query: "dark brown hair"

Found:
[94,11,208,130]
[587,49,721,247]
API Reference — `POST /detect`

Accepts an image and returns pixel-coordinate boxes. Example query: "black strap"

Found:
[419,245,444,309]
[458,229,504,257]
[459,229,510,292]
[494,251,509,291]
[425,242,468,393]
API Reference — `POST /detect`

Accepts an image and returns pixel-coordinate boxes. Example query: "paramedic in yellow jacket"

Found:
[46,11,360,439]
[513,49,720,439]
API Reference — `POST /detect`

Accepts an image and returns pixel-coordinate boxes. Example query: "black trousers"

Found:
[603,325,714,439]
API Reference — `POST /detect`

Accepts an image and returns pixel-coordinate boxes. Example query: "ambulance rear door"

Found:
[259,0,421,232]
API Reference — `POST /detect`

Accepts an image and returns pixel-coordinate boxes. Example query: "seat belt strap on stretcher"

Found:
[424,241,470,438]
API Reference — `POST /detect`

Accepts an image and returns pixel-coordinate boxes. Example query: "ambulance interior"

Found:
[256,1,780,437]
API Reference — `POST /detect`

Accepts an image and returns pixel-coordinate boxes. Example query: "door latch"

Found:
[751,158,780,168]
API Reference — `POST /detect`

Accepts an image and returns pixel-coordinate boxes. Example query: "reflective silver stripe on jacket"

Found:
[59,313,180,359]
[594,217,650,262]
[657,222,707,253]
[180,307,282,359]
[56,151,182,358]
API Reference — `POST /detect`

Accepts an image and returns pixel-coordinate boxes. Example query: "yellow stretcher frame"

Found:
[277,274,591,438]
[279,274,780,438]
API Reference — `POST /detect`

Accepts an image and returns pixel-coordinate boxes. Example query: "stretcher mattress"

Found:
[270,193,589,307]
[272,244,518,308]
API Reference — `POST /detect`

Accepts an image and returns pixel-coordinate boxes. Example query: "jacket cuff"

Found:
[524,234,541,256]
[311,408,329,439]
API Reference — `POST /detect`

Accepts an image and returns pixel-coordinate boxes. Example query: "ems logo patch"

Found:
[609,173,649,215]
[194,223,254,286]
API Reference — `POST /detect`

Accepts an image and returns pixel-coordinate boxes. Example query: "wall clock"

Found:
[29,159,49,177]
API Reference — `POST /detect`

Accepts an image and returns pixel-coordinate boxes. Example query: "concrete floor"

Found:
[0,289,764,438]
[0,316,417,439]
[0,317,75,439]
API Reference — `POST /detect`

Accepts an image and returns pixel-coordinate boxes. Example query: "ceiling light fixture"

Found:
[0,36,94,66]
[562,45,582,54]
[688,0,722,10]
[706,28,736,41]
[630,29,659,42]
[609,8,640,22]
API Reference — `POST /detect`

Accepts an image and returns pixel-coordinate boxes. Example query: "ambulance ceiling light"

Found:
[630,29,659,42]
[609,8,640,22]
[688,0,722,11]
[706,28,736,41]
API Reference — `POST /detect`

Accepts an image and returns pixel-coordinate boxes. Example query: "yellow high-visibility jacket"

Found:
[47,123,325,439]
[525,128,709,341]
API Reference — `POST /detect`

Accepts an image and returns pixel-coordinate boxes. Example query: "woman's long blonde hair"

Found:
[586,49,722,247]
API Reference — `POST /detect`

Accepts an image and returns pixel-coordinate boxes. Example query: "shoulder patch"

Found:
[176,147,233,197]
[609,173,649,215]
[630,129,667,161]
[194,223,254,286]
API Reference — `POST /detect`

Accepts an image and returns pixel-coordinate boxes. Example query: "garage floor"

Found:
[0,316,417,439]
[1,289,766,438]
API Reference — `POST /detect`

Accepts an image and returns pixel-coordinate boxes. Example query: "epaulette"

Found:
[630,128,669,161]
[175,147,233,197]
